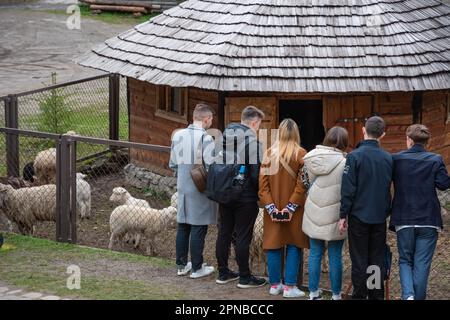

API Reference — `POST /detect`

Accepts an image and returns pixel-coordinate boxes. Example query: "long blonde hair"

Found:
[265,118,301,163]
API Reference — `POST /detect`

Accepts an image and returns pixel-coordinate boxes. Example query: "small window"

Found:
[156,86,188,124]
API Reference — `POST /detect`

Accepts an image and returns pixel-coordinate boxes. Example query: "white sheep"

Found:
[34,148,57,185]
[109,187,150,208]
[108,204,177,254]
[76,173,91,219]
[0,183,56,235]
[249,208,265,271]
[109,187,151,244]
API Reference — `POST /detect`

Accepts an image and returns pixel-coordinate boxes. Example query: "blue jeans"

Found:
[308,238,344,295]
[397,227,438,300]
[176,223,208,272]
[266,244,302,286]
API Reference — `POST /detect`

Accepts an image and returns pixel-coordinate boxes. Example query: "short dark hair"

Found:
[406,124,431,145]
[193,103,214,121]
[241,106,265,123]
[323,126,349,151]
[365,116,386,138]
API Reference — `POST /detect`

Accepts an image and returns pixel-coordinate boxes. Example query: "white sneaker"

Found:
[190,265,215,279]
[269,283,283,296]
[177,262,192,276]
[283,286,306,298]
[309,289,323,300]
[332,293,342,300]
[406,296,414,300]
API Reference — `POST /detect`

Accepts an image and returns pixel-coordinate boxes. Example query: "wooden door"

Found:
[324,95,373,150]
[224,97,277,130]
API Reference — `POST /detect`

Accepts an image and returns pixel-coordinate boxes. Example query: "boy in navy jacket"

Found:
[339,116,393,300]
[390,124,450,300]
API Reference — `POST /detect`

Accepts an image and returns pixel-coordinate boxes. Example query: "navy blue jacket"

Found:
[390,144,450,230]
[340,140,393,224]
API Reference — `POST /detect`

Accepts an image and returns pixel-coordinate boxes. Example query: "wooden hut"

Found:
[78,0,450,174]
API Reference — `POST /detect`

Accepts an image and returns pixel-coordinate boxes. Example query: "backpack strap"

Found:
[279,156,297,180]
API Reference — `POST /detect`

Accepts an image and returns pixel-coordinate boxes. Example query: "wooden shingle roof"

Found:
[77,0,450,92]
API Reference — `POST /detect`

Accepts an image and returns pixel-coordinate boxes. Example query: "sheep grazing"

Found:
[0,183,56,235]
[76,173,91,219]
[108,204,177,255]
[249,208,265,271]
[34,148,57,185]
[109,187,150,208]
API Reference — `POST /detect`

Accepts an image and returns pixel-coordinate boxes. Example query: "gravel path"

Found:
[0,0,134,96]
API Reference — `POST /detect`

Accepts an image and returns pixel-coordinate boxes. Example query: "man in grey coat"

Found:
[169,103,218,278]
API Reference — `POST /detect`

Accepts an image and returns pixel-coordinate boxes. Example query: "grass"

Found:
[0,233,185,300]
[42,3,160,25]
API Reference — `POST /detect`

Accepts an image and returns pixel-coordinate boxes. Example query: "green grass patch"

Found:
[0,102,130,176]
[42,3,159,24]
[0,233,183,300]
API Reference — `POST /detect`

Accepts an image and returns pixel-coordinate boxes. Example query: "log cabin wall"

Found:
[374,92,413,153]
[422,90,450,169]
[128,78,219,175]
[128,78,449,175]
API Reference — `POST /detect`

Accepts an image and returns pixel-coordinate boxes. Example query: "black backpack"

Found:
[204,163,246,204]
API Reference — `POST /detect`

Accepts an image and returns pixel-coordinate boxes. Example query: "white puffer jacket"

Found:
[302,145,347,241]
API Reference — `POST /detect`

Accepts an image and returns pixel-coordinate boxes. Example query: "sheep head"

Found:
[76,173,87,180]
[109,187,129,204]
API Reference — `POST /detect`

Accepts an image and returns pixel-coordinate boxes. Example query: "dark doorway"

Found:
[279,100,325,151]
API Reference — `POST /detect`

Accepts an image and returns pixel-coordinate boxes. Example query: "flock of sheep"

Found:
[0,147,180,257]
[0,148,92,234]
[0,145,265,265]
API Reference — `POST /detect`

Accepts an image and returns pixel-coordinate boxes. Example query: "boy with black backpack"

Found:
[206,106,267,288]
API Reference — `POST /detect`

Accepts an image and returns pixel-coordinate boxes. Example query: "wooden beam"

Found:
[90,4,148,13]
[81,0,161,10]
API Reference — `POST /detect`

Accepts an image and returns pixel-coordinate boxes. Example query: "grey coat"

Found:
[169,125,218,226]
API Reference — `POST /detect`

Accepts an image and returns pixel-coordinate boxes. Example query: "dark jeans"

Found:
[397,227,438,300]
[216,201,259,278]
[176,223,208,272]
[348,215,386,300]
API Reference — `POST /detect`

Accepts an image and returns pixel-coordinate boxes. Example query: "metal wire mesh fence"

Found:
[0,74,128,177]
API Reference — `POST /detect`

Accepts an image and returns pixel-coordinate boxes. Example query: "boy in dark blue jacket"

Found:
[339,116,393,300]
[390,124,450,300]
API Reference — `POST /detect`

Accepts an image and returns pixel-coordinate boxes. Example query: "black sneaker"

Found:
[216,270,239,284]
[237,275,267,288]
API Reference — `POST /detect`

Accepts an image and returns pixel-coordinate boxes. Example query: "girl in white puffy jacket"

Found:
[302,126,349,300]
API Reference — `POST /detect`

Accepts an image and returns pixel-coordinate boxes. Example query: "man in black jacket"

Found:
[215,106,267,288]
[339,116,393,300]
[390,124,450,300]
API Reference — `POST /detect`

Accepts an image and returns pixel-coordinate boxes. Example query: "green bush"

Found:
[37,73,73,134]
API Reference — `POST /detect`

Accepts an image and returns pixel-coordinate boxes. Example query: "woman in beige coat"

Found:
[302,126,348,300]
[259,119,309,298]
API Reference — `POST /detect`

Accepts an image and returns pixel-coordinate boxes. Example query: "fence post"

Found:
[56,135,76,243]
[109,73,120,146]
[5,94,19,177]
[69,137,77,243]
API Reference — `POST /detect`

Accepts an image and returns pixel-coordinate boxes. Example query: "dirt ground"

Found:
[0,1,133,96]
